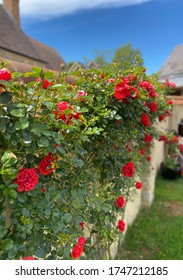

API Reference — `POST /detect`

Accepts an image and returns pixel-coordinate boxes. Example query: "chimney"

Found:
[3,0,20,27]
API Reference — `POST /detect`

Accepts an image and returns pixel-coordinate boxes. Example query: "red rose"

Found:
[54,101,81,125]
[43,79,53,89]
[14,168,38,192]
[122,162,135,177]
[41,187,46,192]
[144,134,152,143]
[38,152,56,176]
[0,68,12,81]
[159,135,166,141]
[180,144,183,153]
[168,99,173,105]
[53,101,69,122]
[159,114,165,122]
[79,222,84,230]
[141,112,150,127]
[147,156,151,161]
[165,78,176,88]
[125,144,132,153]
[77,237,86,246]
[140,149,146,155]
[36,78,53,89]
[117,220,126,232]
[149,102,157,113]
[149,90,156,98]
[116,196,125,208]
[114,82,128,100]
[139,80,154,92]
[71,244,83,259]
[136,182,142,189]
[22,256,35,260]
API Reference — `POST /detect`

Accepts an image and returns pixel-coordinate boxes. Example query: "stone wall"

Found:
[168,96,183,131]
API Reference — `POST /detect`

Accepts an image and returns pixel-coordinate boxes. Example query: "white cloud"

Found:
[19,0,151,19]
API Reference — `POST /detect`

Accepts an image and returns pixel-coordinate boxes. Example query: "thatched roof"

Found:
[159,45,183,87]
[0,4,65,71]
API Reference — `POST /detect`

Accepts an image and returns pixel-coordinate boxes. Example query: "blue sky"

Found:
[16,0,183,74]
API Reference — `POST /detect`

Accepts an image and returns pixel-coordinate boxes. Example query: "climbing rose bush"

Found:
[0,61,174,259]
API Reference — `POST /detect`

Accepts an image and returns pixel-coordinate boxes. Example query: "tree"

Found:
[83,49,112,67]
[112,43,142,65]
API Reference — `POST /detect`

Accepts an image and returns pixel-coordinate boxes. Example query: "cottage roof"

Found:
[158,45,183,87]
[0,4,65,71]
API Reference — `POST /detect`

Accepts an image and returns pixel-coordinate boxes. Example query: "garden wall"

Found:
[168,96,183,131]
[109,120,169,259]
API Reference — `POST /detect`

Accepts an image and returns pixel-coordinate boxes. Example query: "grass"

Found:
[119,174,183,260]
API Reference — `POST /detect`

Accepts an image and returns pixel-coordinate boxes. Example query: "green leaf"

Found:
[38,138,49,147]
[9,189,17,199]
[0,184,5,190]
[0,91,12,104]
[35,247,46,258]
[72,199,82,209]
[43,101,54,110]
[0,226,8,239]
[10,109,24,117]
[1,167,17,179]
[1,151,17,167]
[8,246,17,259]
[61,213,72,223]
[17,193,27,203]
[1,239,14,251]
[19,117,29,129]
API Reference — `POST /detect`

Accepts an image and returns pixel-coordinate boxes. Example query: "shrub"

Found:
[0,62,174,259]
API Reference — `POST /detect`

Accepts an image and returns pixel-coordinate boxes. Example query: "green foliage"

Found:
[113,43,142,65]
[0,61,173,260]
[82,44,141,67]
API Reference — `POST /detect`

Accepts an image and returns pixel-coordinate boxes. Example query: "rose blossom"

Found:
[38,152,56,176]
[0,68,12,81]
[147,156,151,161]
[140,149,146,155]
[54,101,81,125]
[159,135,166,141]
[114,82,128,100]
[165,78,176,88]
[77,237,86,246]
[14,168,38,192]
[149,102,157,113]
[135,182,142,189]
[139,80,154,92]
[79,222,84,230]
[71,244,83,259]
[180,144,183,153]
[159,114,165,122]
[36,78,53,89]
[22,256,35,260]
[144,134,153,143]
[168,99,173,105]
[116,196,125,208]
[117,220,126,232]
[141,112,150,127]
[122,162,135,177]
